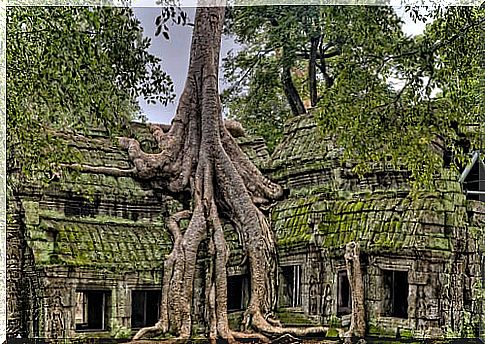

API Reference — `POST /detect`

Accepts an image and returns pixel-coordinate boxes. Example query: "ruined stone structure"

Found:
[269,116,484,338]
[7,116,485,340]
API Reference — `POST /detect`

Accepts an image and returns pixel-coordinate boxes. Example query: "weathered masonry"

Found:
[269,116,485,338]
[7,116,485,340]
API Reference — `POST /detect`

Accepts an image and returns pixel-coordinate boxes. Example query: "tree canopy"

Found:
[223,5,484,183]
[317,5,483,183]
[223,6,411,151]
[7,6,174,191]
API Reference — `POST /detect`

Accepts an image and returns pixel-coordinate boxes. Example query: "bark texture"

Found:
[115,6,326,342]
[344,242,366,338]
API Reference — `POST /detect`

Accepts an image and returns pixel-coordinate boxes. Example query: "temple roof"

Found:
[270,115,410,192]
[270,115,470,254]
[20,122,266,270]
[272,185,466,255]
[24,205,171,269]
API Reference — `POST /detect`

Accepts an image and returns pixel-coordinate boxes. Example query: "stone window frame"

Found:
[375,262,411,321]
[74,289,111,332]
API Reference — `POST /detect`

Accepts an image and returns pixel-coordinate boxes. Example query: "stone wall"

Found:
[7,118,484,339]
[269,114,482,338]
[6,198,43,338]
[466,200,485,336]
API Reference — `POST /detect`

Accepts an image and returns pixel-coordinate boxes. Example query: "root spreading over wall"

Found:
[75,5,365,342]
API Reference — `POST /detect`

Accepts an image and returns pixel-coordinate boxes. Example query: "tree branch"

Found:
[281,65,306,115]
[296,49,341,60]
[308,36,319,107]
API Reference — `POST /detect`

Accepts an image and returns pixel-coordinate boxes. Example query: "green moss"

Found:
[400,329,414,338]
[368,323,396,337]
[275,309,319,326]
[328,315,342,327]
[428,237,450,251]
[30,214,171,269]
[227,311,244,331]
[368,323,382,335]
[273,184,465,253]
[353,201,365,212]
[326,328,340,337]
[22,200,40,225]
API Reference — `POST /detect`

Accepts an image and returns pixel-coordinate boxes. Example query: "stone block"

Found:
[22,201,40,225]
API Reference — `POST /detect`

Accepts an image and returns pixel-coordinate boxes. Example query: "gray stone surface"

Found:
[6,117,485,340]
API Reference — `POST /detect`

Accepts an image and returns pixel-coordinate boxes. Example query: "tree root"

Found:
[131,323,163,341]
[80,5,366,344]
[62,163,135,177]
[251,311,328,338]
[344,242,365,338]
[231,331,271,343]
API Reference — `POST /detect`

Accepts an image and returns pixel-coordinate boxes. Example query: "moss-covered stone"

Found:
[272,188,462,255]
[275,309,320,327]
[22,200,40,225]
[24,211,171,269]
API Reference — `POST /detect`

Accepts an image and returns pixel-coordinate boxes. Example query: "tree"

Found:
[7,6,174,194]
[224,5,484,184]
[75,5,338,342]
[222,6,410,151]
[317,5,484,184]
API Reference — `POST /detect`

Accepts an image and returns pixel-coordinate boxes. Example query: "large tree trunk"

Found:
[75,4,371,342]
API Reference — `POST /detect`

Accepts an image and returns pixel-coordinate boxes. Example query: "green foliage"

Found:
[224,5,484,187]
[223,6,409,151]
[319,6,484,187]
[110,319,132,339]
[7,7,174,192]
[222,56,291,152]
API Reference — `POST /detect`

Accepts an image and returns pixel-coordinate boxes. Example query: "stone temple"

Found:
[6,115,485,340]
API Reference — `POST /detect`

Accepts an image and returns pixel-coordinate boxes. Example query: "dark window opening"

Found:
[337,270,351,315]
[445,121,471,169]
[280,265,302,307]
[75,291,109,331]
[130,211,139,222]
[462,154,485,202]
[443,149,453,169]
[131,290,161,328]
[227,275,249,311]
[382,270,408,318]
[64,193,99,217]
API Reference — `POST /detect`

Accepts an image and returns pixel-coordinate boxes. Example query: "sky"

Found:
[133,7,428,124]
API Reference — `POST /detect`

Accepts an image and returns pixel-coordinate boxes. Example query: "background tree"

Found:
[7,6,174,194]
[224,5,484,182]
[317,5,484,184]
[222,6,411,151]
